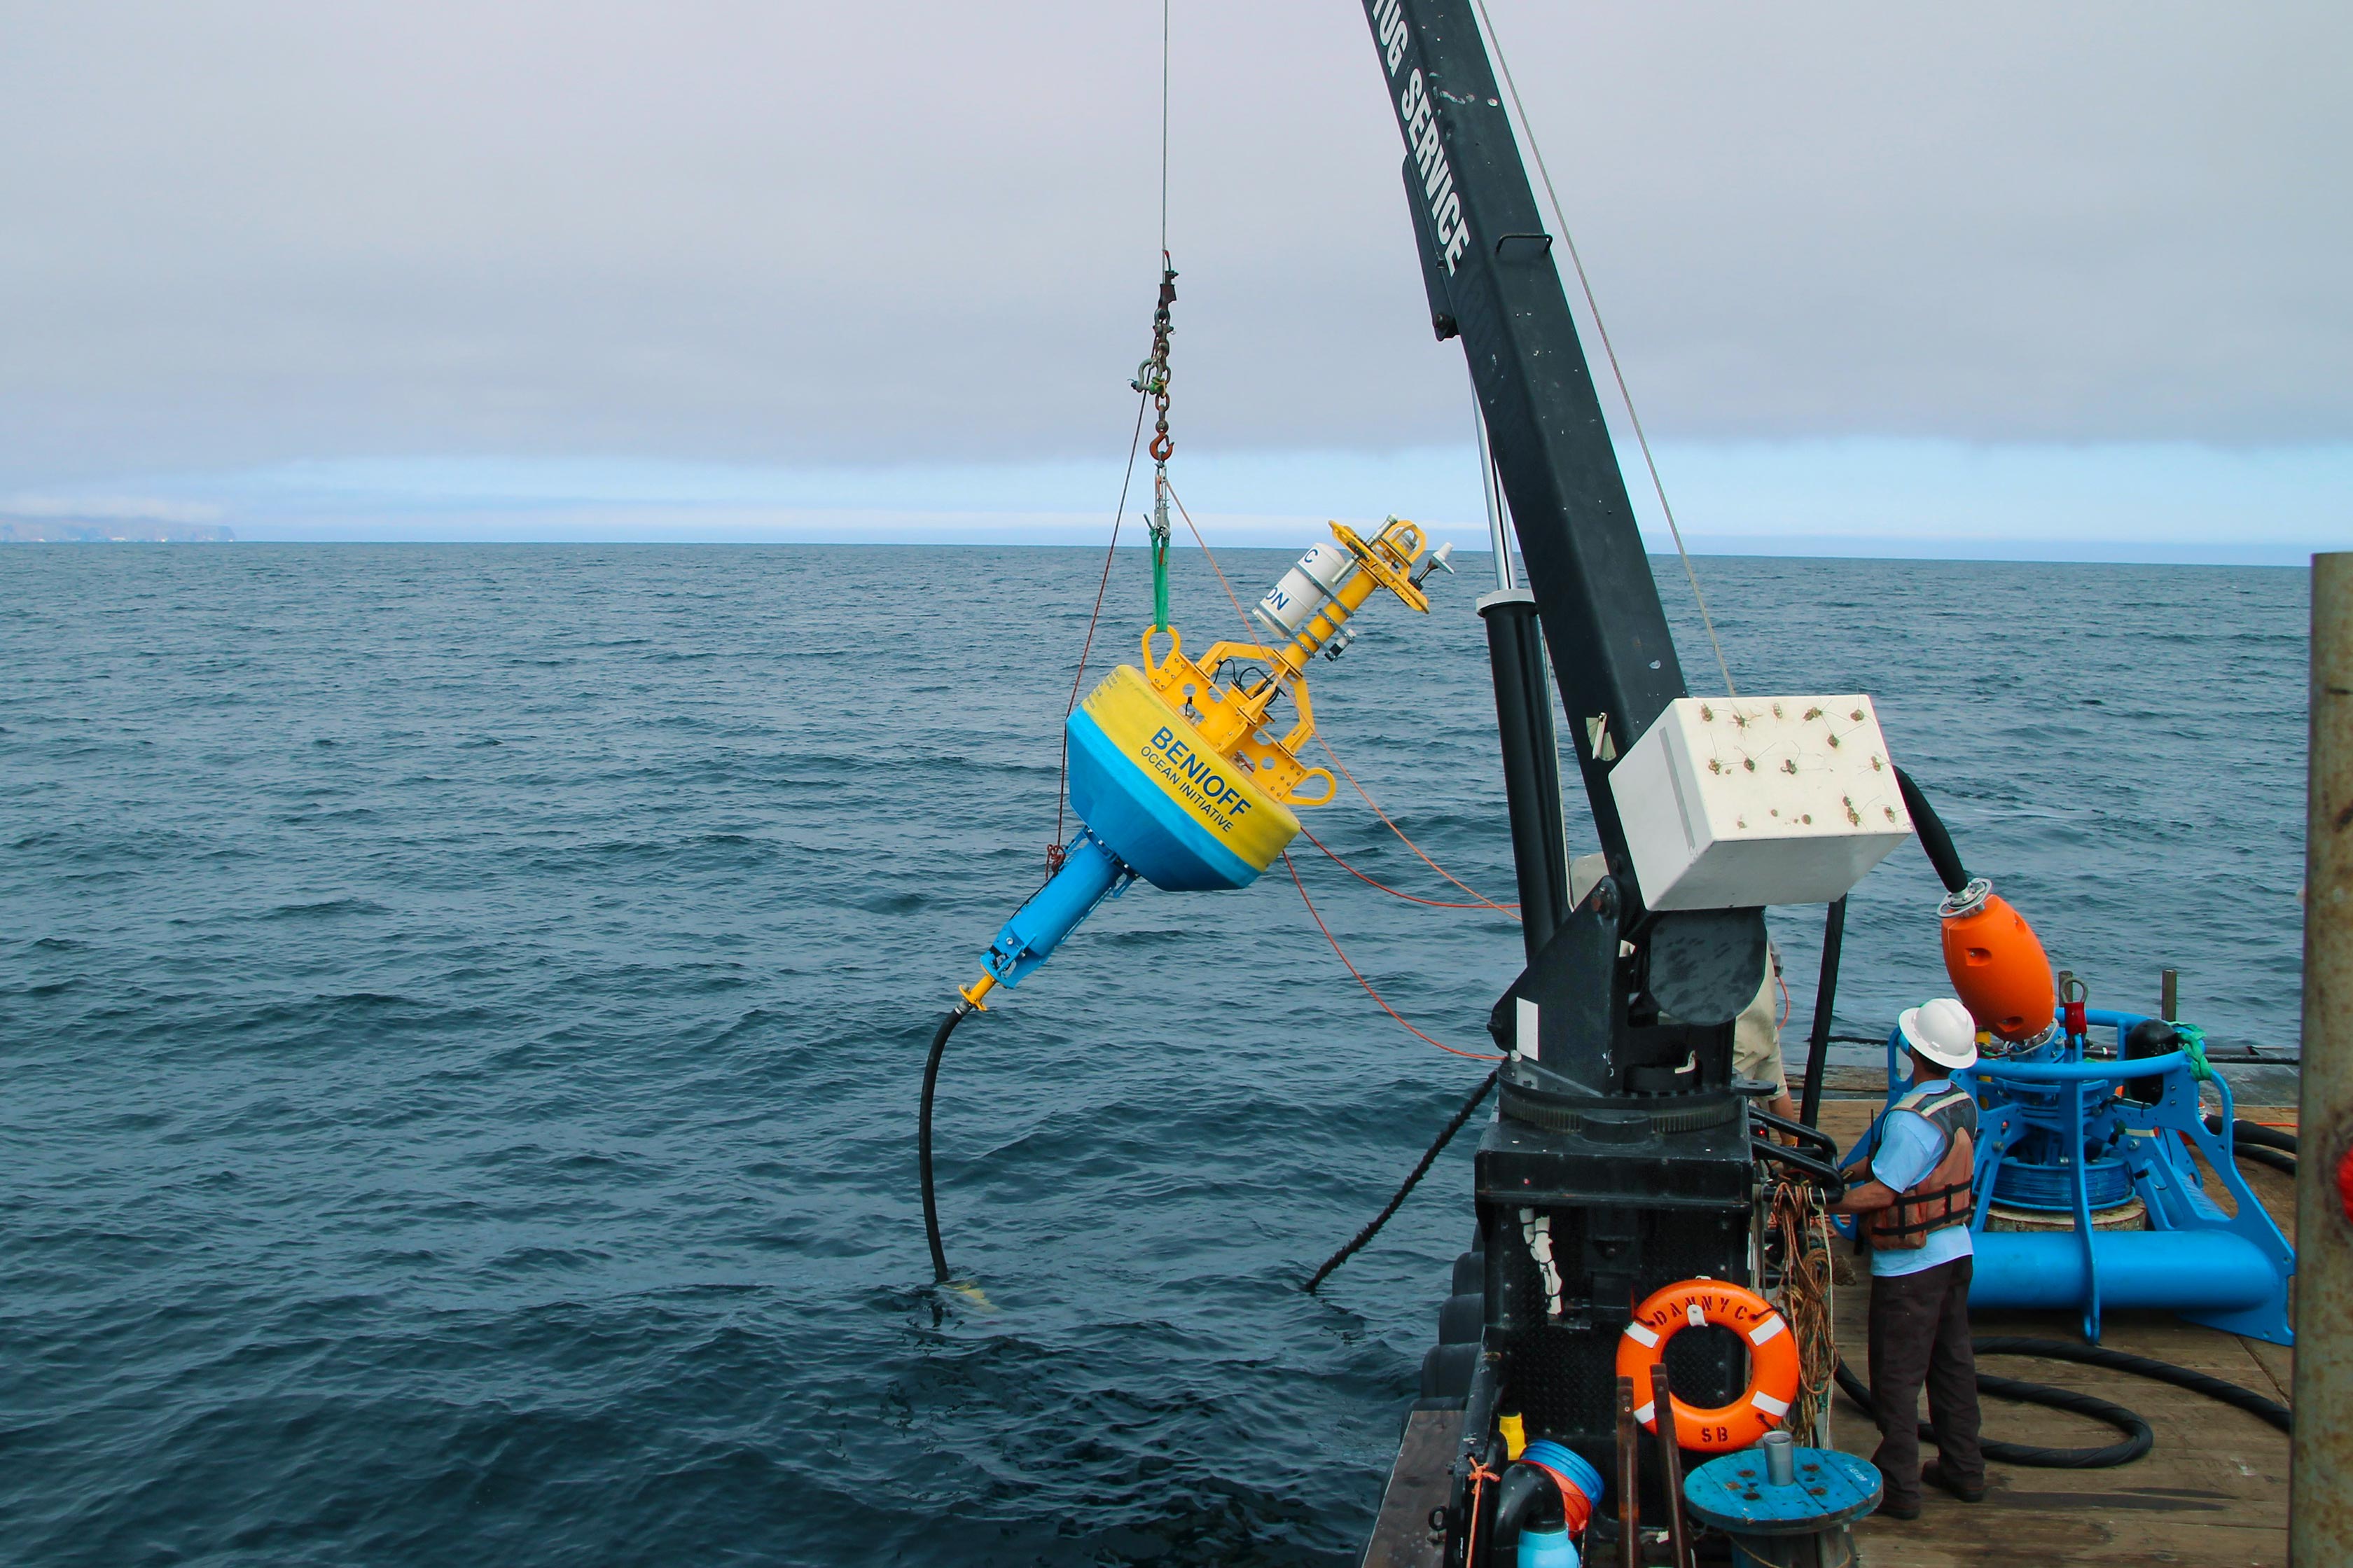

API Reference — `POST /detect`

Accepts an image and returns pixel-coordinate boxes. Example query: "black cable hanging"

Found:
[919,1003,974,1284]
[918,0,1179,1291]
[1303,1069,1497,1293]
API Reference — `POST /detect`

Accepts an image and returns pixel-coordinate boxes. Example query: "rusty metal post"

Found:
[1616,1375,1641,1568]
[1649,1364,1692,1568]
[2293,553,2353,1565]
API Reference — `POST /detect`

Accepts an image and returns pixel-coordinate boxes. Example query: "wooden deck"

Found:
[1359,1102,2299,1567]
[1814,1099,2296,1567]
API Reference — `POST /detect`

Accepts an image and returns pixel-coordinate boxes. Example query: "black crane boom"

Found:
[1355,3,1771,1535]
[1365,0,1686,910]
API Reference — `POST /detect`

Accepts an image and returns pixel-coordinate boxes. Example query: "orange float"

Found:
[1615,1279,1801,1452]
[1938,877,2055,1043]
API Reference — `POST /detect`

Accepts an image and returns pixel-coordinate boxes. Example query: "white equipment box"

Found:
[1608,695,1912,910]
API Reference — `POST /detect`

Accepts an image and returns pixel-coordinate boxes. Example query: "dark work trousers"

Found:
[1866,1252,1984,1506]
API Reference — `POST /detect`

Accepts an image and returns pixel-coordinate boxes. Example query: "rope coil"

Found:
[1768,1181,1838,1441]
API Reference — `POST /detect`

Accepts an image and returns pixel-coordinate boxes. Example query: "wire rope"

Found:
[1466,0,1735,700]
[1158,0,1170,256]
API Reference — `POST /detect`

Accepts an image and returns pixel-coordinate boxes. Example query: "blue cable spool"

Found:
[1513,1442,1601,1568]
[1683,1441,1880,1568]
[1865,1008,2296,1344]
[1991,1149,2137,1212]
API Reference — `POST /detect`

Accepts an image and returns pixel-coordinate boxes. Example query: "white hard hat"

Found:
[1897,997,1980,1071]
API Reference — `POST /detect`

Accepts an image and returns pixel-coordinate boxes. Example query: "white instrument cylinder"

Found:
[1252,541,1355,641]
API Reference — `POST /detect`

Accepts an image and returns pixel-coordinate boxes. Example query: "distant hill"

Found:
[1,518,235,543]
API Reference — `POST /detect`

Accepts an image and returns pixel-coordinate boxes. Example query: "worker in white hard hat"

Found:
[1828,995,1987,1518]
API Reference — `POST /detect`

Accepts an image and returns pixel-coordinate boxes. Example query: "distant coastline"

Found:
[1,518,234,543]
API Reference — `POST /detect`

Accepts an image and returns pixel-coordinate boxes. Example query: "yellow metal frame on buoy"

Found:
[1137,516,1434,803]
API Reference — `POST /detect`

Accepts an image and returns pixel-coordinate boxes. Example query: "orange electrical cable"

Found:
[1298,824,1515,915]
[1284,852,1502,1062]
[1162,478,1258,639]
[1312,733,1520,921]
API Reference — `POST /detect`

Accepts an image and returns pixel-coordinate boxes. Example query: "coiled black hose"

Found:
[2211,1116,2298,1155]
[1835,1335,2289,1469]
[2232,1144,2299,1177]
[2206,1113,2299,1176]
[1977,1337,2294,1434]
[1835,1354,2149,1467]
[919,1004,973,1284]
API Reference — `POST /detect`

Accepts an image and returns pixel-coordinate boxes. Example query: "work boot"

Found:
[1873,1466,1922,1520]
[1922,1461,1986,1503]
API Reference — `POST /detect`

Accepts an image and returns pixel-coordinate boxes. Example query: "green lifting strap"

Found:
[2174,1020,2214,1083]
[1150,465,1172,632]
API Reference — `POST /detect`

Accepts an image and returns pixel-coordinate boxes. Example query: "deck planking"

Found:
[1359,1103,2300,1567]
[1814,1099,2297,1566]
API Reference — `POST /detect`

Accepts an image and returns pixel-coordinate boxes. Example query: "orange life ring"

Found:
[1614,1279,1802,1453]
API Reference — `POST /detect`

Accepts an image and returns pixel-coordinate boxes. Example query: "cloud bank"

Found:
[1,1,2343,555]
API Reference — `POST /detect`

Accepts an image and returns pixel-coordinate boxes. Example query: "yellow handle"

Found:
[959,973,997,1010]
[1280,768,1338,807]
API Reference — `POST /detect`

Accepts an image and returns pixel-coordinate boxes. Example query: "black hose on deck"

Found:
[2196,1114,2298,1176]
[1892,765,1970,896]
[1303,1069,1498,1293]
[1834,1335,2289,1468]
[1974,1337,2293,1434]
[2207,1113,2299,1156]
[1835,1355,2149,1468]
[2233,1144,2299,1177]
[919,1003,973,1284]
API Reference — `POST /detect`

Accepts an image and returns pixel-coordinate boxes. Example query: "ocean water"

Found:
[1,544,2310,1565]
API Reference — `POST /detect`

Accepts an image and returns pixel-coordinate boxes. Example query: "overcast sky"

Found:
[2,1,2345,557]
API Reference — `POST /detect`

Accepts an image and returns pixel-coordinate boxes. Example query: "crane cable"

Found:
[1467,0,1735,701]
[931,4,1174,1288]
[1052,0,1179,870]
[1048,394,1149,873]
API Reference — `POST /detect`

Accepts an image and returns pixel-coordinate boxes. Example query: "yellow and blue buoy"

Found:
[959,518,1451,1008]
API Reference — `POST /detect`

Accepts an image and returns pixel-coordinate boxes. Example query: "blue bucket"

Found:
[1520,1440,1604,1511]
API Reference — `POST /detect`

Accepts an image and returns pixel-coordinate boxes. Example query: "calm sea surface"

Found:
[1,545,2310,1564]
